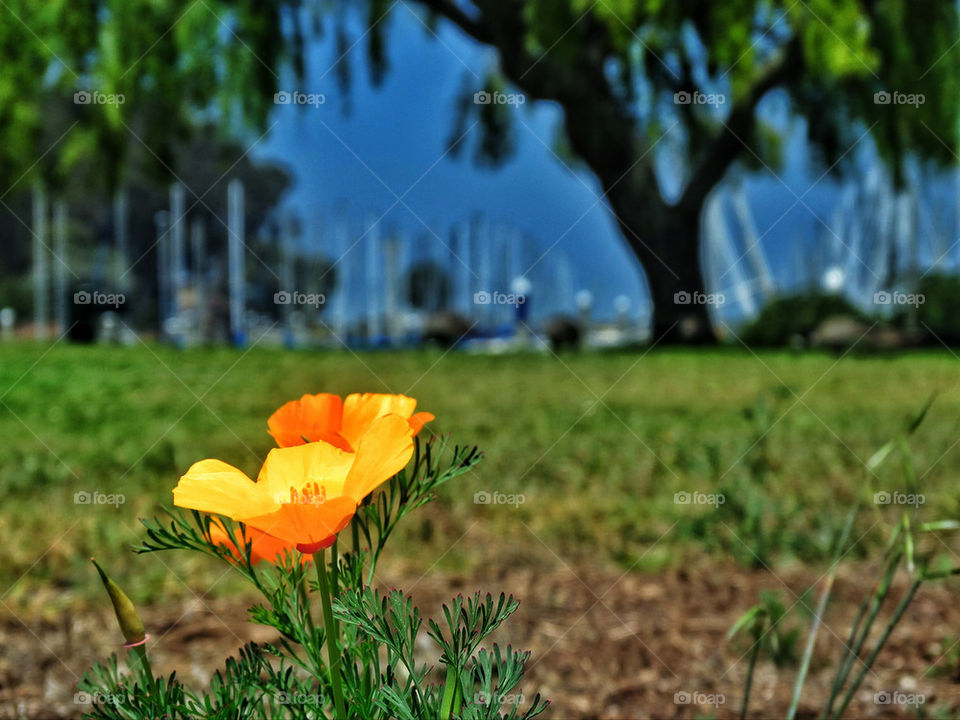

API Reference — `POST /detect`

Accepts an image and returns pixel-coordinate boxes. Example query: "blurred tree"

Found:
[1,1,957,341]
[0,121,292,327]
[740,292,868,346]
[910,274,960,345]
[0,0,289,188]
[419,0,960,341]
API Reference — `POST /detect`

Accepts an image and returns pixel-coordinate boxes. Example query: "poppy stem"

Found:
[350,518,369,584]
[126,643,154,693]
[330,538,339,596]
[440,663,463,719]
[315,549,347,720]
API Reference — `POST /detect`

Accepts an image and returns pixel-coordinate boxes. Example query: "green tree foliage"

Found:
[0,0,296,188]
[1,1,958,339]
[912,274,960,344]
[740,292,868,346]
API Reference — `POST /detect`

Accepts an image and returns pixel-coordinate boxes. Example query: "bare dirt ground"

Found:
[3,561,959,719]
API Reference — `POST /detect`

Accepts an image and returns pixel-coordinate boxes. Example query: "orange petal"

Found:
[173,459,270,519]
[208,523,307,565]
[268,393,349,449]
[340,393,418,449]
[344,414,415,503]
[408,411,434,436]
[242,495,357,551]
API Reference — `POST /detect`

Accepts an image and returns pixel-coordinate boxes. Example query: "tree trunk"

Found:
[557,92,717,343]
[610,193,715,344]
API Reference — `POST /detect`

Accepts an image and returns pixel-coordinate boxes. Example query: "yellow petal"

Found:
[256,442,355,503]
[345,414,415,503]
[173,459,271,519]
[340,393,418,449]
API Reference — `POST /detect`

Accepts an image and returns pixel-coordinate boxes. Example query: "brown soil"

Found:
[2,561,959,719]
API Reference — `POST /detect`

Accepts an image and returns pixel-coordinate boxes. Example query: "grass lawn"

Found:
[2,342,960,613]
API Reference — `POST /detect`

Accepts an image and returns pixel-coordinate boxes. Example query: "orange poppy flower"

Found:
[268,392,433,451]
[173,414,415,553]
[207,523,309,565]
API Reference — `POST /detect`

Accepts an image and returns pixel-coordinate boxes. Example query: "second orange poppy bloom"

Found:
[267,392,433,451]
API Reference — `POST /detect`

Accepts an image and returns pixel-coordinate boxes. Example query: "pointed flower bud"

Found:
[91,558,146,647]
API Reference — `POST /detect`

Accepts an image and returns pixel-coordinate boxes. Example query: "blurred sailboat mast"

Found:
[730,180,774,302]
[704,189,756,318]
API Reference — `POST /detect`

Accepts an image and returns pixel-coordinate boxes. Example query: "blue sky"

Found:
[251,5,951,325]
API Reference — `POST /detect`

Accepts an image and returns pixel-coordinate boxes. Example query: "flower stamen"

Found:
[290,481,326,506]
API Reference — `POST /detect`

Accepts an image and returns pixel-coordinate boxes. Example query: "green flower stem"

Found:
[127,644,154,692]
[330,538,339,596]
[351,518,360,556]
[315,549,348,720]
[440,664,463,719]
